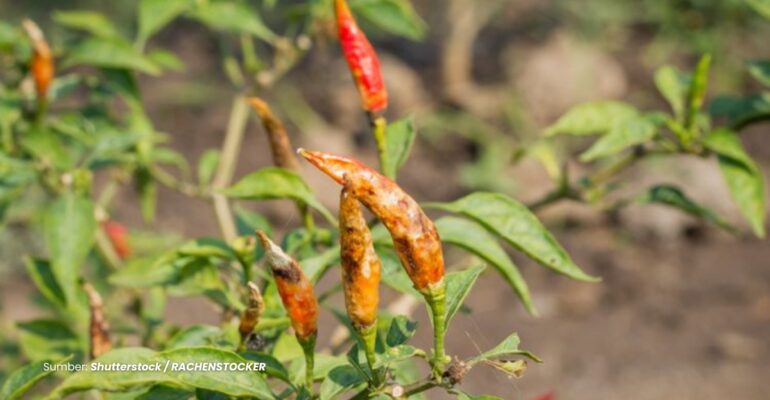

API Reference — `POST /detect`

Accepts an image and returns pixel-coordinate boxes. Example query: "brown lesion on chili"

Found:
[83,281,111,359]
[272,262,302,283]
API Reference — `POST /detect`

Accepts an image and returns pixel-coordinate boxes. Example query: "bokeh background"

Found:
[1,0,769,399]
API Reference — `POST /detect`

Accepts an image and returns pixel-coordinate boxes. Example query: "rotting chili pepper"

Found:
[256,231,318,387]
[21,19,54,101]
[238,281,265,343]
[339,182,381,377]
[102,220,131,260]
[84,282,111,359]
[247,97,301,171]
[298,149,448,378]
[335,0,388,115]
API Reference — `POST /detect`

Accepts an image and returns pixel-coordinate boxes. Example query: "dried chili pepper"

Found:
[21,19,54,101]
[298,149,448,377]
[339,182,381,376]
[256,231,318,387]
[102,220,131,260]
[335,0,388,115]
[247,97,301,171]
[238,281,265,343]
[84,282,111,359]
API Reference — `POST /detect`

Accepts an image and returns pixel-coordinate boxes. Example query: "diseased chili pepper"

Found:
[247,97,301,171]
[298,149,448,378]
[335,0,388,115]
[256,231,318,388]
[339,182,381,378]
[238,281,265,343]
[83,282,111,359]
[102,220,132,260]
[21,19,54,101]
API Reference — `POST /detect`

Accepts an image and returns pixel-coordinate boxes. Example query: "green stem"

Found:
[299,334,317,390]
[422,282,447,380]
[371,116,390,178]
[360,323,380,386]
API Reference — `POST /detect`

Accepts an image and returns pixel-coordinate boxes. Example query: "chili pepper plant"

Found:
[0,1,767,400]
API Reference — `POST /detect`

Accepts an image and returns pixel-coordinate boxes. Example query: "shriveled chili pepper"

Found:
[238,281,265,343]
[256,231,318,387]
[102,220,131,260]
[21,19,54,101]
[339,182,381,377]
[298,149,448,377]
[335,0,388,115]
[83,282,111,359]
[247,97,301,171]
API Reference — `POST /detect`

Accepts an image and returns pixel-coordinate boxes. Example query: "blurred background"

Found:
[1,0,769,399]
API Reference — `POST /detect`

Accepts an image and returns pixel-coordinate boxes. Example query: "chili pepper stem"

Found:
[359,323,380,386]
[299,334,317,389]
[371,115,390,178]
[422,281,448,381]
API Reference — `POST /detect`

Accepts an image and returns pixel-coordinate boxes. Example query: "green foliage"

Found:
[351,0,428,40]
[383,116,417,179]
[0,358,64,400]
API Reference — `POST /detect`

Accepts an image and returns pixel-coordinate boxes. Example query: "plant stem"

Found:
[371,116,390,178]
[403,380,439,397]
[423,281,447,380]
[360,324,380,386]
[299,334,317,390]
[211,95,250,242]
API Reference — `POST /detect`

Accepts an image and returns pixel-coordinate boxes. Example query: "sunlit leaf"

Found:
[197,150,220,186]
[748,60,770,87]
[545,101,638,136]
[351,0,427,40]
[685,54,711,131]
[53,11,120,38]
[23,258,66,308]
[654,65,689,119]
[580,115,658,161]
[471,333,540,363]
[0,357,68,400]
[64,37,161,75]
[190,1,275,41]
[443,265,485,326]
[747,0,770,20]
[435,217,535,315]
[427,192,599,282]
[383,116,417,179]
[138,0,194,42]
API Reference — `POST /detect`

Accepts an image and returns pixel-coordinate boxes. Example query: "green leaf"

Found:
[435,217,535,315]
[351,0,427,40]
[443,265,485,326]
[138,0,194,42]
[472,333,540,363]
[0,358,67,400]
[53,11,120,38]
[636,185,735,233]
[23,258,66,308]
[747,0,770,20]
[685,54,711,131]
[147,49,185,72]
[427,192,599,282]
[17,320,81,362]
[319,365,366,400]
[579,115,658,162]
[240,351,291,383]
[383,116,417,179]
[748,60,770,87]
[373,345,419,368]
[654,65,689,119]
[136,167,158,223]
[50,347,274,399]
[176,238,236,260]
[63,37,161,75]
[190,1,275,41]
[710,93,770,129]
[377,247,419,296]
[197,149,220,186]
[224,167,334,224]
[545,101,638,136]
[385,316,418,348]
[44,193,96,304]
[164,325,234,350]
[703,129,766,237]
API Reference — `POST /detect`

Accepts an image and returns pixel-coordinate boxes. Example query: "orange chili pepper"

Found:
[22,19,54,100]
[238,281,265,342]
[299,149,443,290]
[102,220,131,260]
[256,231,318,341]
[335,0,388,115]
[83,282,111,359]
[247,98,301,171]
[340,182,381,330]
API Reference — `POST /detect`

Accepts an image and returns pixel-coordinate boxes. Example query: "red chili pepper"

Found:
[298,149,443,290]
[102,220,131,260]
[256,231,318,341]
[83,282,111,359]
[22,19,54,100]
[335,0,388,114]
[339,182,380,330]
